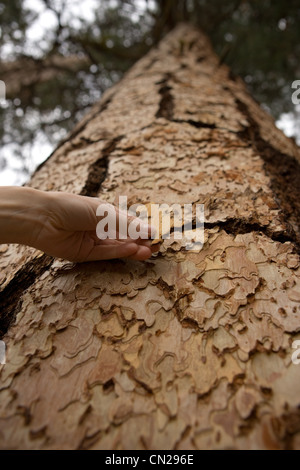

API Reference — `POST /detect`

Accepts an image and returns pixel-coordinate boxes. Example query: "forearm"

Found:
[0,186,49,246]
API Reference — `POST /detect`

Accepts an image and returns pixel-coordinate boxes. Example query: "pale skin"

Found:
[0,186,159,262]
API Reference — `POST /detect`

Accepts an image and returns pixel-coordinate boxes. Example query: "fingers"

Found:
[127,238,159,258]
[85,242,139,261]
[150,243,161,254]
[87,198,157,240]
[121,240,161,261]
[126,245,152,261]
[115,207,156,240]
[79,237,161,262]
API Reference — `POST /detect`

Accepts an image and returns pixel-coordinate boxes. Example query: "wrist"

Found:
[0,186,51,247]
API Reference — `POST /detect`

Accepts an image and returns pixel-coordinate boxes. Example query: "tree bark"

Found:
[0,23,300,450]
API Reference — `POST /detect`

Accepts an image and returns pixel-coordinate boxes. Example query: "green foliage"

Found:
[0,0,299,181]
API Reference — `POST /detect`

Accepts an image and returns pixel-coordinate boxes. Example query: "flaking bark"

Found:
[0,24,300,450]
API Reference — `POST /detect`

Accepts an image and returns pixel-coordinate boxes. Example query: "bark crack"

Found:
[0,254,53,338]
[0,135,123,338]
[173,118,216,129]
[80,135,123,197]
[167,216,295,248]
[234,97,300,251]
[156,74,175,120]
[204,218,295,246]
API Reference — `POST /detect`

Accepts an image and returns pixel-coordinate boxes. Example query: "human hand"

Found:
[0,187,159,262]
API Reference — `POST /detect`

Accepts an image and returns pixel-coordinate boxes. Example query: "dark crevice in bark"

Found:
[0,131,122,339]
[173,118,216,129]
[235,98,300,251]
[168,217,295,248]
[156,74,174,120]
[0,134,123,338]
[80,135,123,197]
[0,254,53,338]
[204,218,296,247]
[273,409,300,450]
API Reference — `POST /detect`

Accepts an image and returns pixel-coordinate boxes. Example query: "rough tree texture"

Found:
[0,24,300,450]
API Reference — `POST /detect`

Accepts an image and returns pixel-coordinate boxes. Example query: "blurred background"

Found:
[0,0,299,185]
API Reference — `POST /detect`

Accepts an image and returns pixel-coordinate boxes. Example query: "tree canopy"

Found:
[0,0,299,182]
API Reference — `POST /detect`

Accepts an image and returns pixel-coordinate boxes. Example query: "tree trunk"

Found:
[1,23,300,450]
